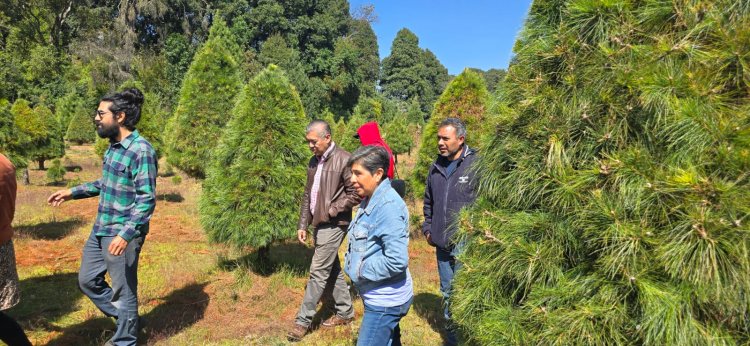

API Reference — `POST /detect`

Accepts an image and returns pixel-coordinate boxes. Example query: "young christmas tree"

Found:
[64,96,96,144]
[411,68,489,198]
[166,17,242,178]
[453,1,750,345]
[199,65,308,259]
[384,114,412,167]
[13,100,64,170]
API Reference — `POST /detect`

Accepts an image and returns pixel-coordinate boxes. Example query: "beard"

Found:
[96,122,120,140]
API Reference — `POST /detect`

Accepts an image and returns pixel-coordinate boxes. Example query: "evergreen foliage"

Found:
[94,137,109,159]
[411,68,489,197]
[166,17,242,178]
[453,2,750,345]
[46,158,66,184]
[381,28,449,114]
[119,80,169,158]
[200,65,308,250]
[384,115,412,161]
[0,99,26,168]
[13,99,64,170]
[64,96,96,144]
[339,110,367,153]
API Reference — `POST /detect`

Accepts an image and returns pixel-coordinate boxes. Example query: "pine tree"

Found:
[339,109,367,153]
[453,1,750,345]
[94,137,109,159]
[384,115,412,166]
[200,65,308,258]
[64,97,96,144]
[30,104,65,170]
[411,68,489,198]
[46,158,66,184]
[406,97,424,125]
[0,99,26,168]
[381,28,449,114]
[13,100,64,170]
[166,17,242,179]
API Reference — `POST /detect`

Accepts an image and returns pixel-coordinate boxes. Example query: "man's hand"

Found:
[426,232,437,247]
[297,229,307,244]
[47,189,73,207]
[108,236,129,256]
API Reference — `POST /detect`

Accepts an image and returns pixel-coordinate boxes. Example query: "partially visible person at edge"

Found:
[422,118,478,346]
[287,120,361,342]
[344,145,413,346]
[47,88,157,346]
[0,153,32,346]
[355,122,395,180]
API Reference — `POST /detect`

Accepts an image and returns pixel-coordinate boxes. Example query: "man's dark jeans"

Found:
[79,231,144,346]
[436,245,461,346]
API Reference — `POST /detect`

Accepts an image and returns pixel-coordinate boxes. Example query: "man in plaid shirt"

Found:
[48,88,157,346]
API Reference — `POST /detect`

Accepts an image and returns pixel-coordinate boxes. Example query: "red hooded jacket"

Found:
[356,122,395,179]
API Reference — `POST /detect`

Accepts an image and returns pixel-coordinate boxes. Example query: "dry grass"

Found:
[7,142,449,345]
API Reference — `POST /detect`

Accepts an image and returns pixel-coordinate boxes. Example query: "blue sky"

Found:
[349,1,532,75]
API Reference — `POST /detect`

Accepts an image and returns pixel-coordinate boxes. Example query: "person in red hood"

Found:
[355,122,395,180]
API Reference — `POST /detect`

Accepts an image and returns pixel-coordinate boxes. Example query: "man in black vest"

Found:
[422,118,477,346]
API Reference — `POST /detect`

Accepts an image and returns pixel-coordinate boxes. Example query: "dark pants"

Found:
[357,297,412,346]
[294,224,354,327]
[78,232,144,346]
[0,311,31,346]
[436,246,461,346]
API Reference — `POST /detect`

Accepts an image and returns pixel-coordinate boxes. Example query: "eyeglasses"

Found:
[91,110,114,121]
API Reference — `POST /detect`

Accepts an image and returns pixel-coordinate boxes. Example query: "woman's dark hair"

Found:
[347,145,390,181]
[101,88,145,131]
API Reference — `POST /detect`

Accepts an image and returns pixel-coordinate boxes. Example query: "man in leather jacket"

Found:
[288,120,361,342]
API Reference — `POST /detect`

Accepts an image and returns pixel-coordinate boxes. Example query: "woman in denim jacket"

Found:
[344,145,413,346]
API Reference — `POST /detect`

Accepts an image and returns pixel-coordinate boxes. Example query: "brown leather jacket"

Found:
[298,144,361,230]
[0,154,16,244]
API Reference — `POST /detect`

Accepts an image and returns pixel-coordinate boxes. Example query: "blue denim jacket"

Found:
[344,179,410,294]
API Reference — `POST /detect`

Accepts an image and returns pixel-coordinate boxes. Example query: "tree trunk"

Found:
[38,160,45,170]
[22,168,30,185]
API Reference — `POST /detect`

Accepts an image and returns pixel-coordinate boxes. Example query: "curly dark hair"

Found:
[101,88,145,131]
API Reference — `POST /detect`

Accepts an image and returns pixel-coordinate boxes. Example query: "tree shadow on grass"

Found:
[9,272,116,346]
[140,282,210,343]
[8,272,82,326]
[14,218,86,240]
[218,240,314,277]
[412,292,451,344]
[64,164,83,172]
[43,282,210,346]
[156,192,184,203]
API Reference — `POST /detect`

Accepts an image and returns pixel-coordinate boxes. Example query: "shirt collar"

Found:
[114,130,140,150]
[319,142,336,162]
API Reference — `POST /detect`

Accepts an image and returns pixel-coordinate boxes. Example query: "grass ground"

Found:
[8,140,447,345]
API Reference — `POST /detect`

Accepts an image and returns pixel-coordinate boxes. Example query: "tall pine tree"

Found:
[411,68,489,198]
[453,1,750,345]
[166,17,242,178]
[200,65,308,256]
[381,28,449,115]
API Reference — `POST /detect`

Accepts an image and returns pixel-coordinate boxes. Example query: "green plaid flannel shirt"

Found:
[71,130,158,241]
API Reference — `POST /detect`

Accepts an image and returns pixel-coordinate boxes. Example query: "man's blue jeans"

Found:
[78,231,144,346]
[357,296,413,346]
[437,245,461,346]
